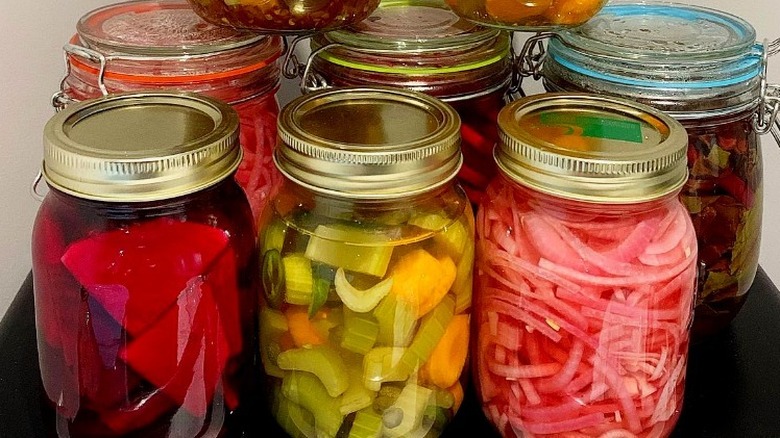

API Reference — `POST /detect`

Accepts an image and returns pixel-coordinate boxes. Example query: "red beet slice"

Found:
[118,278,231,417]
[61,218,230,336]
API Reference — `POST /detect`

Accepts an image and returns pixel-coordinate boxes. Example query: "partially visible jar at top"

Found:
[296,0,513,206]
[32,92,258,437]
[475,93,697,437]
[54,0,283,222]
[539,1,778,338]
[444,0,607,31]
[257,87,475,437]
[186,0,380,33]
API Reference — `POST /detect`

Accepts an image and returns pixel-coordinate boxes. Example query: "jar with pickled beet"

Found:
[295,0,513,206]
[256,87,474,438]
[535,1,780,338]
[186,0,380,33]
[474,93,697,438]
[444,0,607,31]
[54,0,283,222]
[32,92,258,437]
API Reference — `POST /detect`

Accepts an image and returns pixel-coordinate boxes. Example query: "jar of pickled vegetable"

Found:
[185,0,380,33]
[474,93,697,438]
[292,0,513,206]
[257,87,474,438]
[535,1,780,338]
[53,0,283,222]
[444,0,607,31]
[32,92,258,437]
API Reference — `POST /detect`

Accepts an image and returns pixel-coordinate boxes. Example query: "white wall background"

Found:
[1,0,778,319]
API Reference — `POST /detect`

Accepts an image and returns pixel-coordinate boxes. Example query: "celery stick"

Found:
[261,249,285,309]
[408,213,470,263]
[283,253,313,305]
[362,347,411,391]
[305,225,394,277]
[277,345,349,397]
[400,295,455,374]
[282,371,345,438]
[339,362,377,415]
[382,383,434,438]
[373,293,417,347]
[275,394,317,438]
[340,308,379,355]
[452,242,474,314]
[259,307,288,378]
[348,408,383,438]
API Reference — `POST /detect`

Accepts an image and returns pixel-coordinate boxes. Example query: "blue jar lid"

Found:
[544,1,762,107]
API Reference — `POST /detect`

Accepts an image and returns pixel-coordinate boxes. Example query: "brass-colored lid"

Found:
[276,87,462,199]
[43,91,241,202]
[496,93,688,204]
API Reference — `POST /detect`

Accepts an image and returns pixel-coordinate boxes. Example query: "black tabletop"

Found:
[2,268,780,437]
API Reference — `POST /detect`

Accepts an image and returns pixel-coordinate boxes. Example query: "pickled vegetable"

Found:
[474,177,697,437]
[446,0,607,29]
[187,0,380,32]
[682,117,762,337]
[258,196,474,437]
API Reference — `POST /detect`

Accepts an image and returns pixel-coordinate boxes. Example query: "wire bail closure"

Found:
[753,38,780,146]
[512,32,555,98]
[51,43,110,112]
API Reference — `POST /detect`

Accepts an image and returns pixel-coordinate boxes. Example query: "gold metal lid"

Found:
[43,91,241,202]
[496,93,688,204]
[276,86,462,199]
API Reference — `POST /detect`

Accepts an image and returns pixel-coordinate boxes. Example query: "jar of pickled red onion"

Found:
[53,0,283,222]
[32,92,258,438]
[290,0,514,206]
[474,93,697,438]
[534,1,780,337]
[256,87,474,438]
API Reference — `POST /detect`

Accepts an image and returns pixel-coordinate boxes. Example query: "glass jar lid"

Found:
[276,86,462,199]
[72,0,282,78]
[496,93,689,204]
[43,91,241,202]
[543,1,763,116]
[311,0,509,75]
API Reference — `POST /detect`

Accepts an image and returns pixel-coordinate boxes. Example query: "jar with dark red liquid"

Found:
[537,1,780,338]
[293,0,513,206]
[32,92,258,437]
[53,0,283,222]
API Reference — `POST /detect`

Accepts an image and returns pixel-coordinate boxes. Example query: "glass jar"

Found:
[295,0,513,206]
[474,93,697,438]
[185,0,380,33]
[53,0,284,222]
[32,92,258,437]
[443,0,607,31]
[257,87,474,437]
[537,1,779,338]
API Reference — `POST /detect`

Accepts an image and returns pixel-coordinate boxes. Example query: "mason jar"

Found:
[185,0,380,33]
[474,93,697,438]
[533,1,780,338]
[53,0,284,222]
[256,87,475,438]
[32,92,258,437]
[290,0,513,206]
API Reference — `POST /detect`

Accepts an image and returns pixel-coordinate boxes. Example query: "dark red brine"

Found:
[54,0,283,222]
[32,92,258,437]
[303,0,514,206]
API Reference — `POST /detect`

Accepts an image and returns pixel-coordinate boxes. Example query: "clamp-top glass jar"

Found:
[444,0,607,31]
[538,1,779,338]
[256,87,475,438]
[474,93,697,437]
[294,0,513,205]
[54,0,284,222]
[32,92,258,437]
